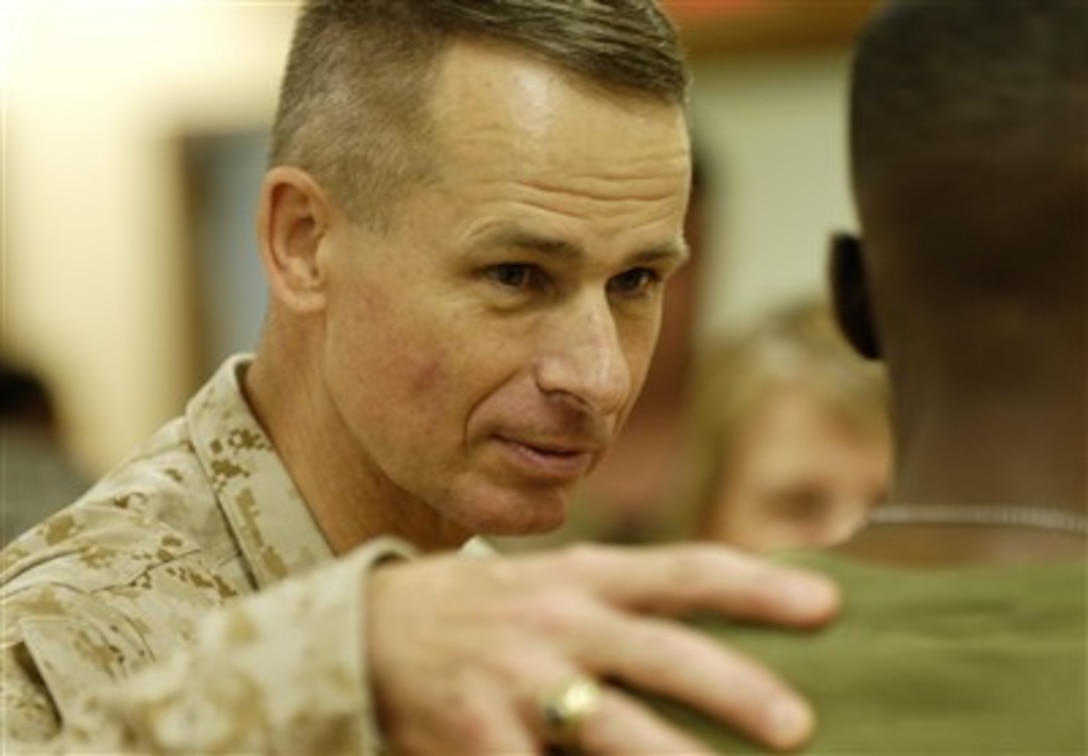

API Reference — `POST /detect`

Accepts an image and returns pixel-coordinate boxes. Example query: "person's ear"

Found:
[829,231,881,359]
[257,166,334,314]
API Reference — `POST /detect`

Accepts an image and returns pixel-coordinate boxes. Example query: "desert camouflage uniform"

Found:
[1,355,417,753]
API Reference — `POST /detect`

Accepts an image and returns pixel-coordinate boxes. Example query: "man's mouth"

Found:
[496,436,599,483]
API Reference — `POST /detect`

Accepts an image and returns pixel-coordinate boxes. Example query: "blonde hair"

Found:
[684,297,890,538]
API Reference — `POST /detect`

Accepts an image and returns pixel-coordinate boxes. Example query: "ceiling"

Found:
[661,0,877,59]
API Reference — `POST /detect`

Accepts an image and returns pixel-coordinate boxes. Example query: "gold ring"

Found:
[539,676,603,747]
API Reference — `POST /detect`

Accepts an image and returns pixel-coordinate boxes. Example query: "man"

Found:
[651,0,1087,751]
[0,1,838,753]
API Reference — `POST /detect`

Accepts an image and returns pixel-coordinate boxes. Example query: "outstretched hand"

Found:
[367,543,839,754]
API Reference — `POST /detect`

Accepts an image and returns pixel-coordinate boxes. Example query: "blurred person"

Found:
[0,2,839,754]
[0,359,90,545]
[686,297,891,553]
[642,0,1088,751]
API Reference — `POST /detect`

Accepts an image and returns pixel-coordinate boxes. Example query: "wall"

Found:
[690,50,856,342]
[1,1,297,474]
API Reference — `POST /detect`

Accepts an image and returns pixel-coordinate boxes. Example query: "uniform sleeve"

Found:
[1,537,417,754]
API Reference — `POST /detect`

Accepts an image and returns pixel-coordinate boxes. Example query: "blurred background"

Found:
[0,0,874,490]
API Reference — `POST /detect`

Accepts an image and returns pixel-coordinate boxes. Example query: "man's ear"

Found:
[257,166,334,314]
[828,232,881,360]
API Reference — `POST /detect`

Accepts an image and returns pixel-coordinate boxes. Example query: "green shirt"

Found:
[654,553,1087,754]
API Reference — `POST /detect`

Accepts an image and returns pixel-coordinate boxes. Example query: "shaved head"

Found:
[848,0,1087,329]
[851,0,1086,182]
[831,0,1087,515]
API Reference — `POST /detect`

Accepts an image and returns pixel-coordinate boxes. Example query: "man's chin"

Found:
[466,494,570,538]
[475,511,567,538]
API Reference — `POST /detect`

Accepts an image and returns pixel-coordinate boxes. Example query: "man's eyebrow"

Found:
[633,238,691,265]
[483,227,583,259]
[475,225,691,265]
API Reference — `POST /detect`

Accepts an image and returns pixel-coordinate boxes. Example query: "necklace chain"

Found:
[866,504,1088,537]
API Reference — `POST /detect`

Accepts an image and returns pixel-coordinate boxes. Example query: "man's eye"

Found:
[487,264,537,289]
[609,268,659,296]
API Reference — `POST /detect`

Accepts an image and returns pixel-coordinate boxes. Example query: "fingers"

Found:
[528,542,841,628]
[522,667,714,754]
[503,584,813,751]
[577,686,716,755]
[367,545,833,754]
[511,544,827,750]
[580,611,814,751]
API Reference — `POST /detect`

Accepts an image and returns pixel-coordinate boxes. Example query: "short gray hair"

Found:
[269,0,690,227]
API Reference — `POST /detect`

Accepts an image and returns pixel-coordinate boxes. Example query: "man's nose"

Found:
[534,294,633,416]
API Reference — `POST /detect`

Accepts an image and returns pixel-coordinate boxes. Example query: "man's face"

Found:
[318,42,691,539]
[706,384,891,553]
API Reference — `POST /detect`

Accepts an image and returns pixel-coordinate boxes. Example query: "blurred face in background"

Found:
[702,382,891,553]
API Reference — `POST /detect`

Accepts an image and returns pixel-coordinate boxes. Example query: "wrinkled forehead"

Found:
[426,40,691,180]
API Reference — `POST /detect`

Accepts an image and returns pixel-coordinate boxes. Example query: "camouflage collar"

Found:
[187,355,333,588]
